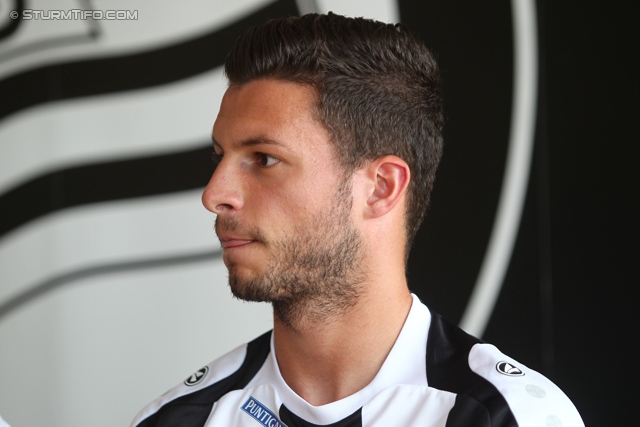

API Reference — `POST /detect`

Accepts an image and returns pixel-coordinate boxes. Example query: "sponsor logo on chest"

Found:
[241,396,287,427]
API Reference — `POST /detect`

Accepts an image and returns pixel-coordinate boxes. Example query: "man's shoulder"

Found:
[425,311,584,426]
[129,331,272,427]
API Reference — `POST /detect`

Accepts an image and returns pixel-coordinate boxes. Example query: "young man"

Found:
[131,13,583,426]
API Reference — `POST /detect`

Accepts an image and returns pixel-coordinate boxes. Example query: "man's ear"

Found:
[364,155,410,220]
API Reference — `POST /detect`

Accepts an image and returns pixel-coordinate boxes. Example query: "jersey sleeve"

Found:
[128,343,248,427]
[468,343,584,427]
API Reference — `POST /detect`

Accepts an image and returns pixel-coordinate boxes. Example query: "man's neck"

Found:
[272,284,413,406]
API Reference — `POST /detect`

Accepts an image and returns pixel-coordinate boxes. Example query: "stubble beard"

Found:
[217,183,367,328]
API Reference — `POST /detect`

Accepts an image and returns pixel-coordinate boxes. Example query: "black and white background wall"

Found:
[0,0,636,425]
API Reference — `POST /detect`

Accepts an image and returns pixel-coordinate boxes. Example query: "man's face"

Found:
[202,79,366,325]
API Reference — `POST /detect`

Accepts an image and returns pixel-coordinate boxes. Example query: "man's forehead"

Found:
[221,79,317,114]
[212,79,327,149]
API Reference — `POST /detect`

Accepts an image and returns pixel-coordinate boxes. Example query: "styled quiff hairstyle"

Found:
[225,12,443,254]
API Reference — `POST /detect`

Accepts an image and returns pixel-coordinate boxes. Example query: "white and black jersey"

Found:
[130,295,583,426]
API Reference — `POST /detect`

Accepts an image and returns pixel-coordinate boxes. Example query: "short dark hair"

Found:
[225,12,443,255]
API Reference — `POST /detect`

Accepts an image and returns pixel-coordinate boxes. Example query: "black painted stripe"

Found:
[0,0,300,239]
[0,0,24,41]
[0,249,222,321]
[0,0,298,122]
[0,143,215,238]
[1,1,109,63]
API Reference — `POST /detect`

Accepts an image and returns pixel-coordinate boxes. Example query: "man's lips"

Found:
[219,238,255,249]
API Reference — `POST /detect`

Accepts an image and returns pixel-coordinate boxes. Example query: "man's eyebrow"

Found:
[212,136,286,149]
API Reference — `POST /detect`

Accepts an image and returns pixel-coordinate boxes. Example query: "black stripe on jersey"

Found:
[426,313,518,427]
[279,405,362,427]
[136,331,272,427]
[445,394,492,427]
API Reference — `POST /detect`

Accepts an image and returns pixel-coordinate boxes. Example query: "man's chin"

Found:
[228,271,300,305]
[222,243,267,272]
[228,269,270,303]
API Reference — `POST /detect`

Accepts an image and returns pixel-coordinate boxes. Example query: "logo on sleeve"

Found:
[496,361,524,377]
[184,366,209,386]
[242,396,287,427]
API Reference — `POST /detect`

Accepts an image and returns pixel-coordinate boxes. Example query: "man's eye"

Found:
[255,153,279,167]
[211,152,223,165]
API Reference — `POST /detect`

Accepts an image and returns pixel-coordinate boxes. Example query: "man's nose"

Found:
[201,158,243,214]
